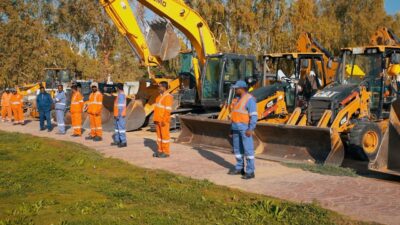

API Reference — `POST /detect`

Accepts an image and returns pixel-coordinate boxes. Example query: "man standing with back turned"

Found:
[36,86,53,131]
[54,84,66,134]
[153,81,173,158]
[111,83,127,148]
[85,82,103,141]
[228,80,257,179]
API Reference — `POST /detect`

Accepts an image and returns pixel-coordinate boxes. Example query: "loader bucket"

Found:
[177,115,263,154]
[368,99,400,176]
[254,123,345,165]
[83,95,146,132]
[147,20,180,61]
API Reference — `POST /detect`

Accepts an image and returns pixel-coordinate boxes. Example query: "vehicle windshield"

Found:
[338,51,382,85]
[265,56,296,81]
[202,56,222,99]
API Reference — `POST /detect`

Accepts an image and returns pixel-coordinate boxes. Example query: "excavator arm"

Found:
[370,27,400,46]
[136,0,218,65]
[100,0,162,67]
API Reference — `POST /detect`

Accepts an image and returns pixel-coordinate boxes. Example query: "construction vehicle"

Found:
[101,0,259,131]
[177,33,338,151]
[253,45,400,171]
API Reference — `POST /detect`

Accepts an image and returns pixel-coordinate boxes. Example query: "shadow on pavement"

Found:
[193,147,234,170]
[144,138,158,153]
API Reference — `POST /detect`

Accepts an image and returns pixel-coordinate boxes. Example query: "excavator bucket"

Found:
[368,99,400,176]
[147,20,180,61]
[83,95,146,132]
[177,115,263,154]
[254,123,345,165]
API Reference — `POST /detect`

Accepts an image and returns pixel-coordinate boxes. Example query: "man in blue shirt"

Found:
[36,86,53,131]
[111,84,127,148]
[228,80,258,179]
[54,84,67,134]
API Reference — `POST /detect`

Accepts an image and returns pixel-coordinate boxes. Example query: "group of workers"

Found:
[34,82,128,147]
[1,79,256,179]
[1,88,25,125]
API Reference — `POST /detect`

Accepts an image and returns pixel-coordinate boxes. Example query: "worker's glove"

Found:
[245,130,254,137]
[161,122,166,127]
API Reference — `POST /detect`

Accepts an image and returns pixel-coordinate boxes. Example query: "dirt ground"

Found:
[1,120,400,225]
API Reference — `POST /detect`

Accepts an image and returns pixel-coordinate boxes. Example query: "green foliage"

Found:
[0,131,370,225]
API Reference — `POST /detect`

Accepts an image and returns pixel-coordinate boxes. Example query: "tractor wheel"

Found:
[348,121,382,161]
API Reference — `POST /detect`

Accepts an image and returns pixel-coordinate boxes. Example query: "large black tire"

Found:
[348,120,382,161]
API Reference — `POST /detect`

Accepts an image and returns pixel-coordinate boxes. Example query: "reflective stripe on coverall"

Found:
[70,92,84,135]
[230,93,258,174]
[1,92,12,121]
[86,91,103,137]
[54,91,67,133]
[113,91,127,144]
[10,93,24,124]
[153,93,173,155]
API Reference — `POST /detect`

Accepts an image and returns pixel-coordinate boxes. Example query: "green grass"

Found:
[283,163,358,177]
[0,131,370,225]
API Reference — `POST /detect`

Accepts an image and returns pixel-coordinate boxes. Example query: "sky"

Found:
[385,0,400,15]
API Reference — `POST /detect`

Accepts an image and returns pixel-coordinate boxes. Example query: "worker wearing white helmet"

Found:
[85,82,103,141]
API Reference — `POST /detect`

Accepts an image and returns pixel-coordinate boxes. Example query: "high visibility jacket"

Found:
[230,93,258,131]
[10,94,23,108]
[1,92,11,107]
[54,91,67,110]
[153,92,173,123]
[70,92,84,113]
[87,91,103,115]
[114,91,126,117]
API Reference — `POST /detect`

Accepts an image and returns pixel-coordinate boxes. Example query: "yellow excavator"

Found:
[101,0,259,131]
[177,33,338,151]
[253,28,400,175]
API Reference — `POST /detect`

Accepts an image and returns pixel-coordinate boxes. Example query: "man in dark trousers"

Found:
[36,86,53,131]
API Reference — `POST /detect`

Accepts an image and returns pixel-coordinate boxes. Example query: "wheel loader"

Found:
[254,45,400,173]
[177,52,337,152]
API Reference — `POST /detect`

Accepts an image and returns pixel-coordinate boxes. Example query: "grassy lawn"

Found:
[0,131,370,225]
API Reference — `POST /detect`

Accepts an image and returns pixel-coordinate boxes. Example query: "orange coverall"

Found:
[1,92,12,121]
[10,93,24,124]
[70,91,84,135]
[86,91,103,137]
[153,92,173,155]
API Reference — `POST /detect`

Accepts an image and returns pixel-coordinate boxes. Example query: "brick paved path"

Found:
[1,120,400,225]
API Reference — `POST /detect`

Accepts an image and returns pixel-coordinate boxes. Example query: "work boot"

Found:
[110,142,119,146]
[158,153,170,158]
[85,136,94,140]
[228,169,245,176]
[40,128,46,131]
[242,173,255,180]
[93,136,102,142]
[118,142,127,148]
[71,134,81,137]
[152,152,160,158]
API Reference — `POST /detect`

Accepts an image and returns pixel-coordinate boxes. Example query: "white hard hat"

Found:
[91,82,99,88]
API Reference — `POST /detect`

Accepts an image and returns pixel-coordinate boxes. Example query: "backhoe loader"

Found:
[253,45,400,172]
[101,0,259,131]
[177,33,337,152]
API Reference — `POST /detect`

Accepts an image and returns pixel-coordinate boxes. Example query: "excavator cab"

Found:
[201,53,258,108]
